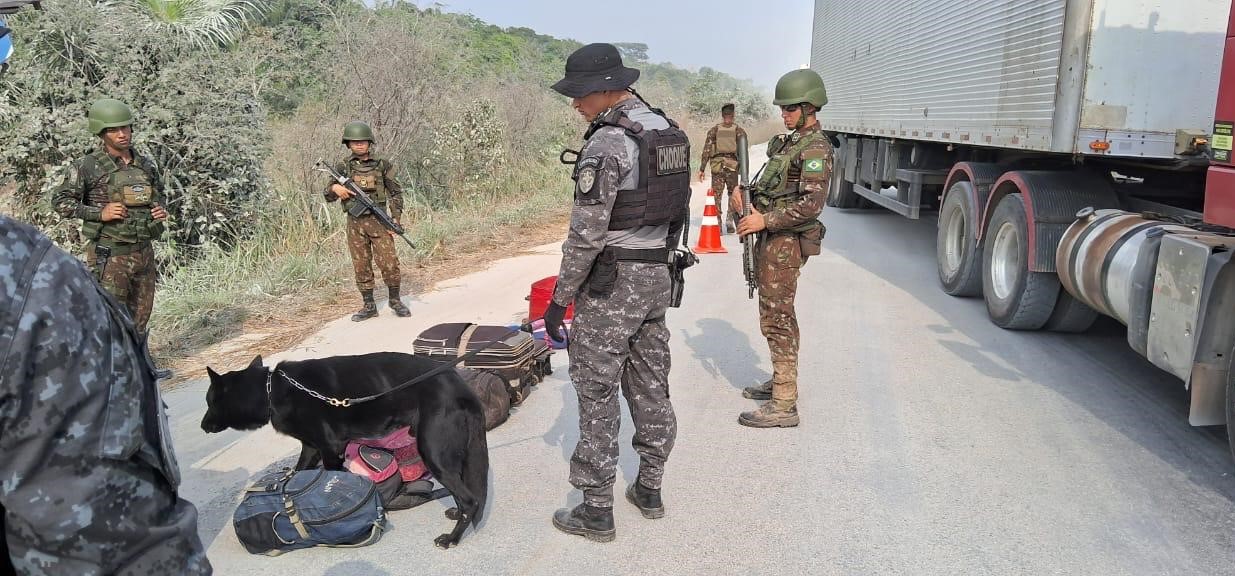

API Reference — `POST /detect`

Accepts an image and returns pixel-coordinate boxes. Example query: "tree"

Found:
[613,42,648,64]
[112,0,269,49]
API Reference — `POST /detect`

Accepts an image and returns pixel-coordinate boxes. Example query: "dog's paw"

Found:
[434,534,459,549]
[445,507,460,520]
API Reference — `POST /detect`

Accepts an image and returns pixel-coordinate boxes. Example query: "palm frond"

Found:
[111,0,269,50]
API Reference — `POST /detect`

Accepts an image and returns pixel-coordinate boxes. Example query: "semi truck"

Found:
[811,0,1235,459]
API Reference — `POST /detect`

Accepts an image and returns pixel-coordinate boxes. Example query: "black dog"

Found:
[201,352,489,549]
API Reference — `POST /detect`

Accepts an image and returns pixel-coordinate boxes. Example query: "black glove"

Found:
[543,301,568,343]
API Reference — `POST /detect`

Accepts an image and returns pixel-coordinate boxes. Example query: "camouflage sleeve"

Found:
[324,161,346,202]
[51,158,103,222]
[550,129,628,306]
[384,159,403,218]
[765,139,832,232]
[141,154,166,205]
[0,218,210,574]
[699,125,717,171]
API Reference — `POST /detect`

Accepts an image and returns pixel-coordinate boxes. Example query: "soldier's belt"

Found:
[93,240,149,256]
[606,247,668,263]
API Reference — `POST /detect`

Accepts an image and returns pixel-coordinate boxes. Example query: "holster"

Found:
[93,244,112,282]
[668,248,698,308]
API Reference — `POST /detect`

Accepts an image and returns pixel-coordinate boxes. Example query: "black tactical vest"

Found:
[576,107,691,231]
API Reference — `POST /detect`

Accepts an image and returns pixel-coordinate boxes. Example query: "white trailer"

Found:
[811,0,1235,459]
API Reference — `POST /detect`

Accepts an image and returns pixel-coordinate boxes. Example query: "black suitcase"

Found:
[456,368,511,431]
[413,323,552,405]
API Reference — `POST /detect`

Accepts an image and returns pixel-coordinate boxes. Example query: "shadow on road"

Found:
[679,318,770,392]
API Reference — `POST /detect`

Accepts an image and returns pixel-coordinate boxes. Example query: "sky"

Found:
[421,0,815,91]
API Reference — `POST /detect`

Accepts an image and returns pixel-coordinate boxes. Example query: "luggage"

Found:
[412,323,553,405]
[344,434,446,511]
[457,367,511,431]
[233,468,385,556]
[528,276,574,323]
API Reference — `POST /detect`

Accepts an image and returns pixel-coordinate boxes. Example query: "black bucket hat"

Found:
[551,43,640,98]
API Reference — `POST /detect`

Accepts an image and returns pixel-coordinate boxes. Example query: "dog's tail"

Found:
[463,415,489,527]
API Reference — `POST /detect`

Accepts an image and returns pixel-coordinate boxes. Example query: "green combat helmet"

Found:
[87,99,134,135]
[342,121,375,144]
[773,69,828,109]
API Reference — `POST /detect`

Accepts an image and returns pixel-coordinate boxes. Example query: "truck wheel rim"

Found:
[991,221,1021,301]
[943,203,966,275]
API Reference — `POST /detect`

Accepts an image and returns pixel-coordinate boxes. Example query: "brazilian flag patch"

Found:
[804,158,825,173]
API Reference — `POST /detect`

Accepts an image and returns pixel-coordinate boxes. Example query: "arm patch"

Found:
[574,156,603,204]
[800,148,831,182]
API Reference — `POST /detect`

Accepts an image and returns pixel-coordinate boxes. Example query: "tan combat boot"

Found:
[738,400,799,428]
[741,379,773,400]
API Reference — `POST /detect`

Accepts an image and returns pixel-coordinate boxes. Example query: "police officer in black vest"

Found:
[543,43,691,541]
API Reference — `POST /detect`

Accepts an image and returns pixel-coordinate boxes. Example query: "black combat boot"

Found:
[351,290,378,322]
[552,503,615,542]
[742,379,772,400]
[624,482,665,519]
[387,285,411,317]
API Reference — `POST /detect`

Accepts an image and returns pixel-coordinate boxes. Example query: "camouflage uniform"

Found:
[0,215,209,575]
[51,149,165,335]
[700,123,747,226]
[750,123,832,413]
[324,155,404,292]
[552,97,678,509]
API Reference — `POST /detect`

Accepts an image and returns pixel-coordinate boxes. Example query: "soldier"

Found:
[324,121,411,321]
[52,98,173,379]
[697,103,747,233]
[730,69,831,428]
[0,215,211,574]
[543,43,688,541]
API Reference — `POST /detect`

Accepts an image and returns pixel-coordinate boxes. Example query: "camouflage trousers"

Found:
[568,261,677,508]
[86,242,157,335]
[347,213,401,291]
[757,232,805,407]
[710,159,739,224]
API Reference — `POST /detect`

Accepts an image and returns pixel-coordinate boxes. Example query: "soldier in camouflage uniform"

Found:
[0,215,210,575]
[697,103,747,233]
[731,69,832,428]
[324,121,411,321]
[544,43,688,542]
[51,98,173,379]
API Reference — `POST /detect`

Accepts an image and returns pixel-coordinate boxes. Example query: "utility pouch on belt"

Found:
[586,249,619,297]
[347,200,372,219]
[799,220,825,259]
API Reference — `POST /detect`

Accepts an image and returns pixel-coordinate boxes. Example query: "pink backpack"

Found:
[344,427,430,483]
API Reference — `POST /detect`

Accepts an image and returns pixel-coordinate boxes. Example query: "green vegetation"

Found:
[0,0,770,359]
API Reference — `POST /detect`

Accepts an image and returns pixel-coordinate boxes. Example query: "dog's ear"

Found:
[206,366,219,379]
[249,355,264,369]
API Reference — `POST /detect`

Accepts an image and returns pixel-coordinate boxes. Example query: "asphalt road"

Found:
[165,178,1235,575]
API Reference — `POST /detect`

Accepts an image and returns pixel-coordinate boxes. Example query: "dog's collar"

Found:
[265,367,274,398]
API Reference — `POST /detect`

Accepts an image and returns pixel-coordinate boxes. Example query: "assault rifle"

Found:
[316,160,416,249]
[737,133,760,299]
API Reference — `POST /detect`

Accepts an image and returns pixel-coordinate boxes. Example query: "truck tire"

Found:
[1228,347,1235,464]
[1043,289,1099,333]
[937,181,983,297]
[982,193,1060,330]
[827,143,863,209]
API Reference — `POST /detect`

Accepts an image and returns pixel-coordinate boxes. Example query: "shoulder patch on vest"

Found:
[800,149,830,182]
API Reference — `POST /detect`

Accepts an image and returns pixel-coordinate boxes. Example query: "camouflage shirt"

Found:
[51,148,165,223]
[0,215,210,575]
[764,123,831,232]
[552,97,669,306]
[323,154,404,218]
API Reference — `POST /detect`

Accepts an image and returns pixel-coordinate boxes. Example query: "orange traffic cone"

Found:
[694,187,727,254]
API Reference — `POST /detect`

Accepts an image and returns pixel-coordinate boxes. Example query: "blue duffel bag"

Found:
[233,468,386,556]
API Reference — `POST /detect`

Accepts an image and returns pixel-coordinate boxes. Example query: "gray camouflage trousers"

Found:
[568,261,677,508]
